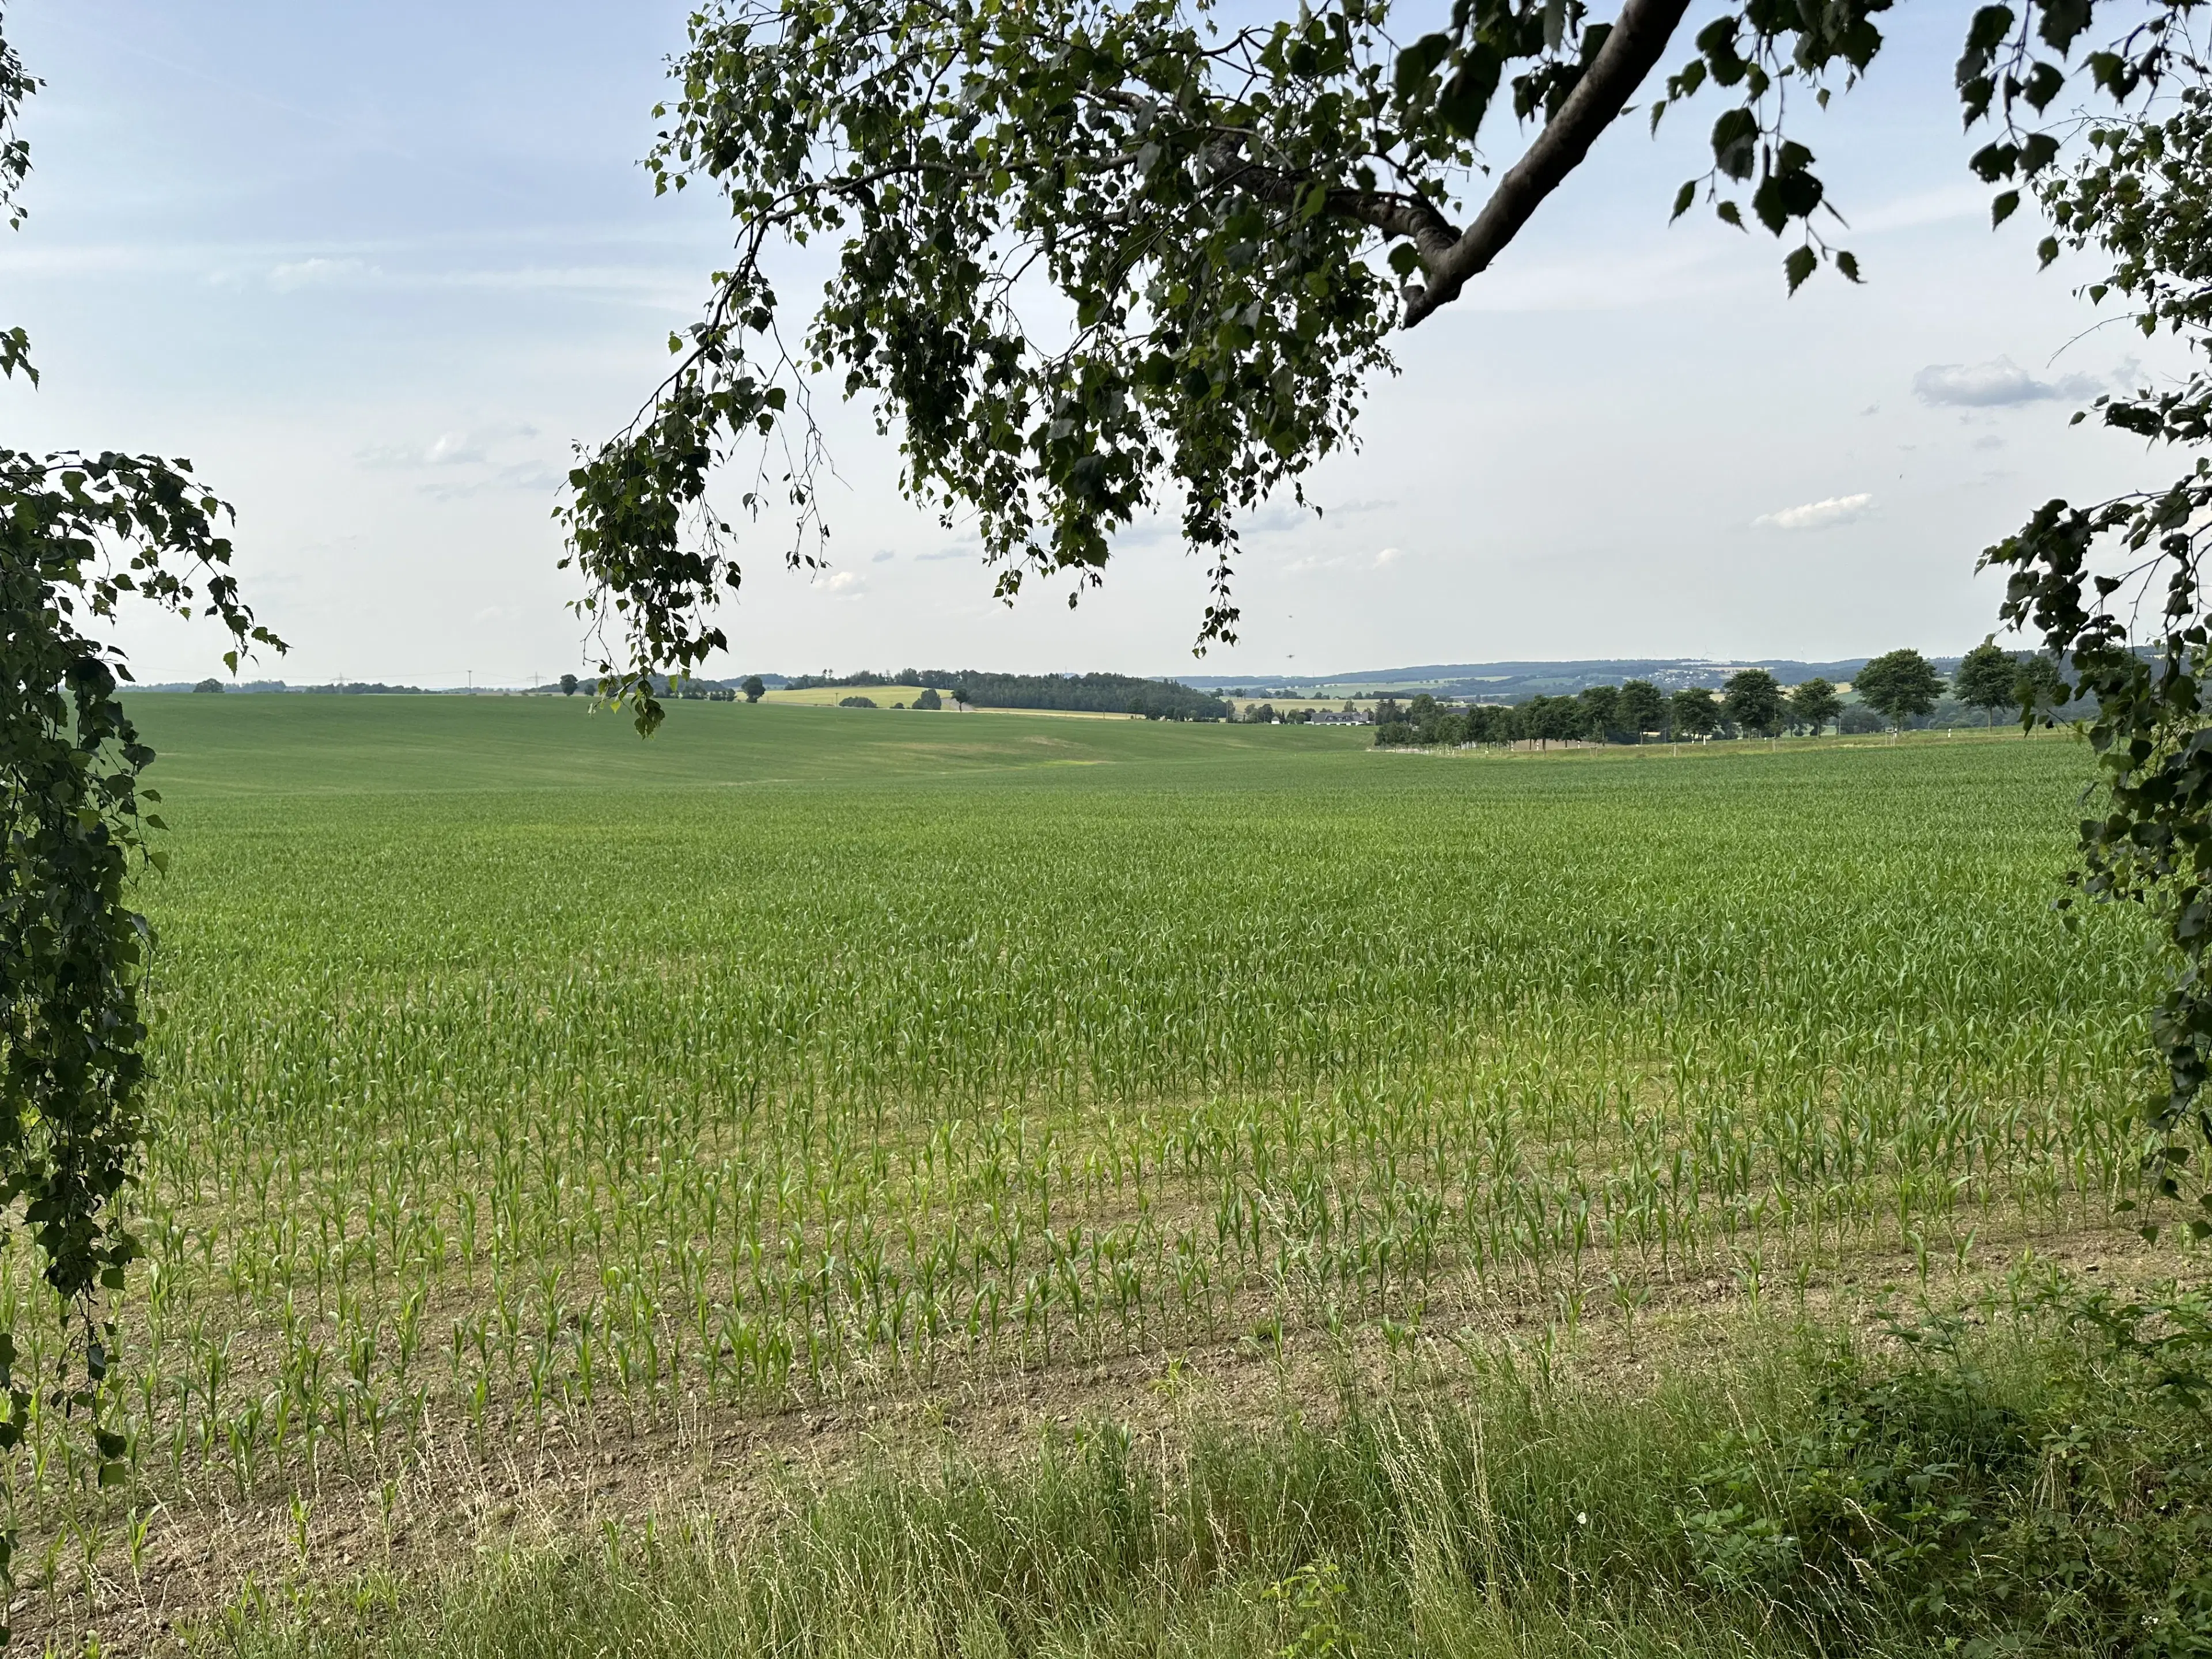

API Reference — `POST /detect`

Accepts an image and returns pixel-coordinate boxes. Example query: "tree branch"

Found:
[1213,145,1464,265]
[1402,0,1696,326]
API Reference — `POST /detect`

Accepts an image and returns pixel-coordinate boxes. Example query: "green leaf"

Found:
[2036,0,2090,53]
[1671,180,1696,222]
[1965,5,2016,55]
[1437,46,1501,140]
[1969,141,2020,182]
[1784,245,1817,293]
[1993,189,2020,227]
[1752,169,1823,234]
[1710,108,1758,181]
[1393,33,1450,99]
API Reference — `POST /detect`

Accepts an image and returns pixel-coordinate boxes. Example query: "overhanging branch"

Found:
[1402,0,1696,326]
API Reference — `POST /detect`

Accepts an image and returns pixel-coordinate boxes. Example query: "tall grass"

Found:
[214,1293,2212,1658]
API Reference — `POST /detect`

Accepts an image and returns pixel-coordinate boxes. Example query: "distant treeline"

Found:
[183,680,426,695]
[781,668,1230,720]
[1374,650,2080,749]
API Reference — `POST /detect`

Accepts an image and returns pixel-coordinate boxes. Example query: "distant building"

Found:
[1310,710,1370,725]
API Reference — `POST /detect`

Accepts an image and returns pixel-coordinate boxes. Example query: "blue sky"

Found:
[2,1,2182,685]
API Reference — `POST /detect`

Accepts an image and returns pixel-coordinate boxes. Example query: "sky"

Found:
[1,1,2186,687]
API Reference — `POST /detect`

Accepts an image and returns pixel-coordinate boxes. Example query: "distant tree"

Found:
[1410,698,1462,745]
[192,677,224,694]
[1521,694,1584,748]
[914,685,942,710]
[1241,702,1278,724]
[1955,639,2019,729]
[1839,703,1887,736]
[2014,654,2069,728]
[1465,703,1511,746]
[1516,695,1554,748]
[1854,649,1945,735]
[1671,687,1721,740]
[1579,684,1622,742]
[741,674,766,703]
[1721,668,1786,737]
[1788,677,1840,736]
[1617,680,1665,743]
[559,672,579,696]
[838,694,877,709]
[1373,719,1414,748]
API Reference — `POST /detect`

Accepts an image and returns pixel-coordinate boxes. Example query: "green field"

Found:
[5,698,2183,1654]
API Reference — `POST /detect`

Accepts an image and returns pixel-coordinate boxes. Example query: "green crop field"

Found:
[4,696,2183,1654]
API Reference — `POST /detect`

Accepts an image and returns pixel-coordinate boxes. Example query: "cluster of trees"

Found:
[1238,702,1338,724]
[1375,648,2074,750]
[952,670,1229,719]
[187,679,424,695]
[785,668,937,691]
[833,687,948,709]
[777,668,1229,719]
[558,671,739,700]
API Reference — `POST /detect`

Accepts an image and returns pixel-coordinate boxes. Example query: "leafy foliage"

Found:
[1979,71,2212,1229]
[0,12,278,1632]
[1686,1300,2212,1655]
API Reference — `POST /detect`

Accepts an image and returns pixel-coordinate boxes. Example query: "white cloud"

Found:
[1911,357,2103,407]
[269,255,380,292]
[424,431,484,467]
[354,429,548,486]
[1753,493,1876,532]
[823,570,866,598]
[1285,545,1411,574]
